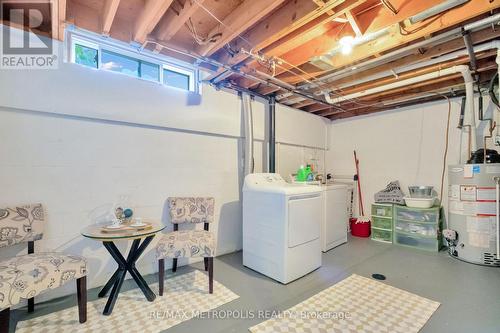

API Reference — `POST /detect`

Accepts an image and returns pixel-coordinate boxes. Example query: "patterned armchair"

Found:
[156,197,216,295]
[0,204,87,333]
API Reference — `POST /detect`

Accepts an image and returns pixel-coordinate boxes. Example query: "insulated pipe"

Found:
[269,95,276,173]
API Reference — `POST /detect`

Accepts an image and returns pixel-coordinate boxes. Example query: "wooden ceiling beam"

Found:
[326,0,500,71]
[327,50,496,97]
[101,0,120,36]
[330,69,497,119]
[277,25,500,86]
[133,0,174,44]
[155,0,205,42]
[205,0,366,81]
[196,0,286,57]
[57,0,66,40]
[245,0,499,89]
[321,59,497,117]
[346,10,362,36]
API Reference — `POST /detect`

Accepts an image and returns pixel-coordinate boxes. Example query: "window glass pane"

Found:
[163,69,190,90]
[74,44,98,68]
[101,50,139,77]
[140,61,160,82]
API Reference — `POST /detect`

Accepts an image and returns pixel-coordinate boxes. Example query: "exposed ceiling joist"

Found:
[205,0,364,81]
[101,0,120,36]
[346,10,362,36]
[196,0,286,57]
[133,0,174,44]
[155,0,205,43]
[53,0,66,41]
[244,0,499,91]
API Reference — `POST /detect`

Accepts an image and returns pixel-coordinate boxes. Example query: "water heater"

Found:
[448,164,500,266]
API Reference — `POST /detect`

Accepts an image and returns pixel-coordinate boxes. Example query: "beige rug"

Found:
[250,274,440,333]
[17,270,239,333]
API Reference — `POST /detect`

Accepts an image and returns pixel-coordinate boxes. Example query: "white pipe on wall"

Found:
[242,93,254,176]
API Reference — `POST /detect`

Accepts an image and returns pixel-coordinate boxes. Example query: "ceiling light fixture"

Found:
[339,36,355,55]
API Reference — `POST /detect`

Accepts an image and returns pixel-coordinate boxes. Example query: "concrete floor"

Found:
[10,236,500,332]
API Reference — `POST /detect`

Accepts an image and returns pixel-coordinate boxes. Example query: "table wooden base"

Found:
[98,235,156,315]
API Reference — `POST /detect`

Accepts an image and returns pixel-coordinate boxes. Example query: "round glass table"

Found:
[81,221,165,315]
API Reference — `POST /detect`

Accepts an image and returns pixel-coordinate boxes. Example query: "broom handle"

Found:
[354,151,365,216]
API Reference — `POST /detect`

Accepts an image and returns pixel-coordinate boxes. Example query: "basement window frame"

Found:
[67,28,200,94]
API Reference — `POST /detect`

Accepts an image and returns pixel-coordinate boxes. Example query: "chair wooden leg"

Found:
[0,308,9,333]
[208,257,213,294]
[204,257,208,271]
[158,259,165,296]
[172,258,177,272]
[77,276,87,324]
[27,297,34,313]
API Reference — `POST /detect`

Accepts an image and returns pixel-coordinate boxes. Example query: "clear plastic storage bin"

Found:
[372,216,393,230]
[371,204,393,217]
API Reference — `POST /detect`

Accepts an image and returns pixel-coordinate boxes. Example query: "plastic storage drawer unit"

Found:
[371,203,394,243]
[394,205,443,252]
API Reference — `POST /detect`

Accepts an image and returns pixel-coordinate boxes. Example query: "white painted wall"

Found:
[327,96,498,217]
[0,31,328,303]
[276,104,329,180]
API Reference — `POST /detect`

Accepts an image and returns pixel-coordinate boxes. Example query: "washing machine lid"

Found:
[244,173,322,195]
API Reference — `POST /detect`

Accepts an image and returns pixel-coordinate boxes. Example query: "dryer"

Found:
[243,173,322,284]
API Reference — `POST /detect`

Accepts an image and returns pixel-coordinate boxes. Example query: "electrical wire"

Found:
[381,0,398,15]
[192,0,254,48]
[188,0,386,110]
[438,93,452,202]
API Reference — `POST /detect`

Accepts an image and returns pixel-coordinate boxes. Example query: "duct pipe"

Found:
[269,95,276,173]
[242,93,255,176]
[324,65,476,156]
[300,13,500,90]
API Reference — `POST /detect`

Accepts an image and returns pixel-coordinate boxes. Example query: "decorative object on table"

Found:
[0,204,87,333]
[114,206,134,223]
[249,274,440,333]
[16,270,238,333]
[374,181,405,205]
[371,203,394,243]
[351,150,371,237]
[81,222,165,315]
[156,197,216,296]
[393,205,443,252]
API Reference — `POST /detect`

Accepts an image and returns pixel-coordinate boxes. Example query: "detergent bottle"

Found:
[296,165,308,181]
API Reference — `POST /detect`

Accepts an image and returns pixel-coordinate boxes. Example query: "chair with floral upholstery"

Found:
[0,204,87,333]
[156,197,216,295]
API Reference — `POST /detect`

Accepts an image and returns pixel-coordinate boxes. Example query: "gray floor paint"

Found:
[10,236,500,332]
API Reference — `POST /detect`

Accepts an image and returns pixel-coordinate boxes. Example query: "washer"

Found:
[243,173,322,284]
[321,184,348,252]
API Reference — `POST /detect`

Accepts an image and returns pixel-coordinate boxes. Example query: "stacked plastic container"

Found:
[371,203,394,243]
[393,205,443,251]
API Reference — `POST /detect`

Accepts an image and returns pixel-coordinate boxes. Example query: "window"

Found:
[102,50,139,77]
[163,68,190,90]
[69,30,199,93]
[71,39,99,69]
[141,61,160,82]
